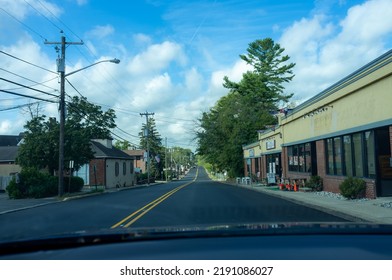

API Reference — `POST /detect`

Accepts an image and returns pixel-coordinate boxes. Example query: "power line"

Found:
[0,101,41,112]
[0,89,57,103]
[36,0,84,42]
[23,0,63,32]
[114,126,140,139]
[0,7,47,41]
[0,50,57,74]
[0,68,58,92]
[65,78,85,98]
[0,77,59,98]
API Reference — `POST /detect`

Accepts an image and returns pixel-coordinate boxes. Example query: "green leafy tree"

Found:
[16,116,59,175]
[197,38,295,177]
[169,147,194,169]
[114,140,133,150]
[17,96,117,174]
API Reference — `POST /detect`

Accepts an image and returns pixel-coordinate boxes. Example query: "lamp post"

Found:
[57,56,120,197]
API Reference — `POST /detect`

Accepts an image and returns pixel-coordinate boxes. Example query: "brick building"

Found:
[75,139,136,188]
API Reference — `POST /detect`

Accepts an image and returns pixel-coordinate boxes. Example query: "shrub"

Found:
[64,176,84,193]
[339,177,366,199]
[27,178,57,198]
[305,175,323,191]
[6,168,57,199]
[6,177,25,199]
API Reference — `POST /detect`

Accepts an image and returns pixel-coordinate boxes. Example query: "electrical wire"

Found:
[36,0,84,42]
[0,67,58,92]
[23,0,63,32]
[0,50,57,74]
[65,78,85,98]
[0,101,41,112]
[0,77,59,98]
[0,89,57,103]
[0,7,47,41]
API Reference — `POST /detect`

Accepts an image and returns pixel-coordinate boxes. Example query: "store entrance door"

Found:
[266,153,281,184]
[376,127,392,196]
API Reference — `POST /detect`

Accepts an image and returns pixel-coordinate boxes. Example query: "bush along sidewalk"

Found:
[6,168,84,199]
[304,175,323,192]
[339,177,366,199]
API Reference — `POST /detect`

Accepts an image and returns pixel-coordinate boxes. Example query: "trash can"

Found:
[236,177,241,184]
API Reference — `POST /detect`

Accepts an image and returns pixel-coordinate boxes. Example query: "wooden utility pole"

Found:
[140,111,154,185]
[45,32,83,197]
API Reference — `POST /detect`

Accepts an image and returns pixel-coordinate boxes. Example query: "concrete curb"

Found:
[0,201,59,215]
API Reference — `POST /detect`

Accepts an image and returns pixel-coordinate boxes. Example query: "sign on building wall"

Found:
[266,139,276,150]
[249,149,254,157]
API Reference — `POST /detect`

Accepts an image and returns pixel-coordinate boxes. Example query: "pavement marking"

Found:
[111,169,198,228]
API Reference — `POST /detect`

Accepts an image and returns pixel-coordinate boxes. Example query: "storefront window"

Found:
[326,138,334,175]
[287,143,312,173]
[343,135,353,177]
[299,144,305,172]
[365,131,376,178]
[353,133,364,177]
[288,146,294,171]
[305,143,312,173]
[326,131,375,178]
[293,145,298,172]
[334,137,342,175]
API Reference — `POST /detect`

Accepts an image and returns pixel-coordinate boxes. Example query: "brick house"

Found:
[123,149,146,174]
[75,139,136,189]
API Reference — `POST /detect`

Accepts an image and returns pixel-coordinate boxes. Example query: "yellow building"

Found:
[243,49,392,198]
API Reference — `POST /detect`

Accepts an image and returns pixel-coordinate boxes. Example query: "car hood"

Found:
[1,222,392,256]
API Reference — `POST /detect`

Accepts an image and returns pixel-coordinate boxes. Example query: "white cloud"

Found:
[183,67,203,96]
[127,41,187,75]
[339,0,392,43]
[0,118,27,134]
[0,0,30,20]
[86,25,115,39]
[0,120,12,134]
[133,33,152,45]
[130,73,174,109]
[208,59,252,98]
[279,0,392,101]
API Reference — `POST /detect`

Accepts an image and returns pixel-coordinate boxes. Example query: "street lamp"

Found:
[65,58,120,77]
[57,57,120,197]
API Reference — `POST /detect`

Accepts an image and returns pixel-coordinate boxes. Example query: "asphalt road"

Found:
[0,167,346,242]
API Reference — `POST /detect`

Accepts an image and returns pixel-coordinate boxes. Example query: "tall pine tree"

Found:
[197,38,295,177]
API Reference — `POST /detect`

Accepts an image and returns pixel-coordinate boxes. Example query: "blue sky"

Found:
[1,0,392,150]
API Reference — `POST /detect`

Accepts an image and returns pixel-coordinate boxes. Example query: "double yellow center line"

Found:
[111,168,198,228]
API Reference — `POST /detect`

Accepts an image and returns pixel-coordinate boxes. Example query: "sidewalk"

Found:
[235,183,392,224]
